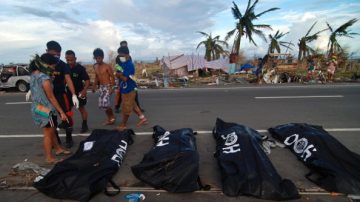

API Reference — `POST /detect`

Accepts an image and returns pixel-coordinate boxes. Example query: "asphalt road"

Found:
[1,83,360,134]
[0,83,360,202]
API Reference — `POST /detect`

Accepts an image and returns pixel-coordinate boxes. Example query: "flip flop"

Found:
[103,118,116,126]
[116,125,127,131]
[55,149,72,156]
[46,158,63,165]
[136,118,148,127]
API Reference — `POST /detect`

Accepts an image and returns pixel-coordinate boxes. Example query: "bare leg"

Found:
[103,108,115,125]
[43,128,56,162]
[50,128,65,152]
[117,114,129,130]
[114,90,121,111]
[133,103,142,116]
[135,91,143,111]
[118,92,131,130]
[79,106,89,133]
[79,106,88,121]
[134,103,148,127]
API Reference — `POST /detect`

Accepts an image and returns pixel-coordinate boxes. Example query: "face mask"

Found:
[119,57,127,62]
[53,55,61,63]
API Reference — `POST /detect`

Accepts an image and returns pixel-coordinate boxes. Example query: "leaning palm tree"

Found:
[297,21,327,61]
[196,31,229,61]
[326,18,359,56]
[267,30,293,53]
[225,0,279,56]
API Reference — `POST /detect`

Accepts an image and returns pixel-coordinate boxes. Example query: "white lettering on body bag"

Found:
[221,132,241,154]
[156,131,171,147]
[83,141,95,151]
[284,134,317,162]
[111,140,128,167]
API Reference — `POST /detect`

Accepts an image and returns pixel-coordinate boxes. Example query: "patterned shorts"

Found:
[98,85,111,110]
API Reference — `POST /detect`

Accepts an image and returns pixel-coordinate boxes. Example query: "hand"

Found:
[79,90,87,98]
[25,90,31,101]
[60,112,68,122]
[109,87,114,95]
[92,87,96,93]
[72,94,79,109]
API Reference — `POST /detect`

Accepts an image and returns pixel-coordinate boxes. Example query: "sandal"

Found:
[116,125,127,131]
[136,118,148,127]
[46,158,63,165]
[55,149,72,156]
[103,118,116,126]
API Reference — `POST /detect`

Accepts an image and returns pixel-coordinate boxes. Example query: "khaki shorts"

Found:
[122,91,136,116]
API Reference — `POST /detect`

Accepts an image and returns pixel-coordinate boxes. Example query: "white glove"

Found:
[25,90,31,101]
[72,94,79,109]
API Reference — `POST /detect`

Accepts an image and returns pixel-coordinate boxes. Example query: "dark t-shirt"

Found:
[67,63,90,94]
[52,60,70,94]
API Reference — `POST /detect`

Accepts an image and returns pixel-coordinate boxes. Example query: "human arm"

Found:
[116,72,128,82]
[79,67,90,98]
[92,72,98,93]
[42,80,67,121]
[65,74,79,108]
[117,61,134,82]
[65,74,76,95]
[109,65,116,86]
[108,65,116,95]
[80,79,90,98]
[60,62,79,108]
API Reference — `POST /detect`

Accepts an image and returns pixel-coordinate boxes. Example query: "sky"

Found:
[0,0,359,64]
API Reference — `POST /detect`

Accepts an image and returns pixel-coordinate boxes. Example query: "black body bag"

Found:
[269,123,360,194]
[33,129,134,202]
[131,125,206,192]
[213,118,299,200]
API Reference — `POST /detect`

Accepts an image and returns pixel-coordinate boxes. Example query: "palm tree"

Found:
[267,30,293,53]
[297,21,327,61]
[225,0,279,56]
[326,18,359,56]
[196,31,229,61]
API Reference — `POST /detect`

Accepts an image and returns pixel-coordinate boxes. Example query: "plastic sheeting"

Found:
[160,54,229,72]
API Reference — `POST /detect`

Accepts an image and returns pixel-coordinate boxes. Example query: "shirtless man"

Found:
[91,48,116,125]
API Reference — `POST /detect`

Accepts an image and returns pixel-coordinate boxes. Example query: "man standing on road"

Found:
[92,48,116,125]
[65,50,90,133]
[46,41,79,148]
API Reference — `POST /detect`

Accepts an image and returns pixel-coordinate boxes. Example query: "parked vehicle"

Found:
[0,64,30,92]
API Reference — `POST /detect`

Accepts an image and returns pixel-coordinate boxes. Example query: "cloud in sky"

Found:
[0,0,359,64]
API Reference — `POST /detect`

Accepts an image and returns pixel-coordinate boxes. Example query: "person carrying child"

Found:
[115,46,147,130]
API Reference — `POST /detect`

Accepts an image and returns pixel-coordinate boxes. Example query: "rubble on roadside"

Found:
[0,160,50,189]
